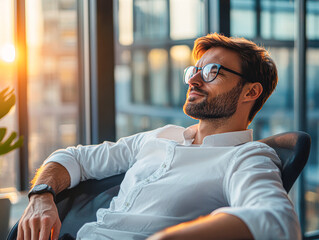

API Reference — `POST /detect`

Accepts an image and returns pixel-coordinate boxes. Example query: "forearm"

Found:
[148,213,253,240]
[18,162,69,240]
[31,161,71,194]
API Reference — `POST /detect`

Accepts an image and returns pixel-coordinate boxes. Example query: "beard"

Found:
[183,81,244,120]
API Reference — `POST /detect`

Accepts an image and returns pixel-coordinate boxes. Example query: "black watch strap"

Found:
[28,184,56,202]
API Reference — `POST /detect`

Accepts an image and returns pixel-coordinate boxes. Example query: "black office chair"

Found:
[7,131,311,239]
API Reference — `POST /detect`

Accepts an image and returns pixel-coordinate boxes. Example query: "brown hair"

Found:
[192,33,278,122]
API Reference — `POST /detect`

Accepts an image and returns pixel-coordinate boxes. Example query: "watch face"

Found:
[33,184,48,191]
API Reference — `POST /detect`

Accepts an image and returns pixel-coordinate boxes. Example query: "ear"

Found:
[242,82,263,102]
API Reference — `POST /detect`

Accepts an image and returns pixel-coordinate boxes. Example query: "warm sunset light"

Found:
[0,44,16,63]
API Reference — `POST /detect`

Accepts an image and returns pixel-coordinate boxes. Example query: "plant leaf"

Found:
[0,131,24,156]
[0,87,16,120]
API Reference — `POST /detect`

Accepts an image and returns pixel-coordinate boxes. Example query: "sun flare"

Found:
[0,44,16,63]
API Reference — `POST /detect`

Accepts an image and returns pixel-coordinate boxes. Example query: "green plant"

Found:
[0,87,23,155]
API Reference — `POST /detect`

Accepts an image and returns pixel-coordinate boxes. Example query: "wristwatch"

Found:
[28,184,56,202]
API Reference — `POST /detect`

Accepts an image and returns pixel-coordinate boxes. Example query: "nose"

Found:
[187,71,203,87]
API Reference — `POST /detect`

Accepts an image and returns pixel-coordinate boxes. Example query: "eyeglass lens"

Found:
[184,64,219,84]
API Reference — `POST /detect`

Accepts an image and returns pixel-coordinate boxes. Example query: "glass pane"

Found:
[132,50,147,104]
[307,0,319,40]
[134,0,168,41]
[115,0,204,139]
[118,0,133,45]
[261,0,295,40]
[230,0,256,38]
[251,47,294,140]
[26,0,79,179]
[170,0,205,40]
[149,49,168,106]
[0,0,19,190]
[170,45,192,107]
[305,48,319,232]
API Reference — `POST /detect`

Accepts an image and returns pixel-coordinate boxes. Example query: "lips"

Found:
[187,89,207,102]
[189,91,204,97]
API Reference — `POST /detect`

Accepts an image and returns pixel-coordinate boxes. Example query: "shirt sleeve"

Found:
[211,143,301,240]
[43,132,147,188]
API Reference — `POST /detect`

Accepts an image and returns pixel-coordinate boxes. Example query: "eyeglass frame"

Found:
[183,63,244,84]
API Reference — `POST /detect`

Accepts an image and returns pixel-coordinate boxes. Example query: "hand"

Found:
[0,87,16,120]
[17,193,61,240]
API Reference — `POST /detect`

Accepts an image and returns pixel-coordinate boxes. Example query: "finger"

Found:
[39,218,53,240]
[17,221,24,240]
[30,218,40,240]
[23,221,32,240]
[39,226,51,240]
[51,220,61,240]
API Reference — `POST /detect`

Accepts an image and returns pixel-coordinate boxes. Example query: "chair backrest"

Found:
[259,131,311,192]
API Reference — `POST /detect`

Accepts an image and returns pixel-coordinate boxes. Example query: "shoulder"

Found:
[232,141,282,170]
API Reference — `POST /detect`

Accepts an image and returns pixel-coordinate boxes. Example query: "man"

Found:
[18,33,301,240]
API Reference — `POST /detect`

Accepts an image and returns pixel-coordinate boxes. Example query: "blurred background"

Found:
[0,0,319,238]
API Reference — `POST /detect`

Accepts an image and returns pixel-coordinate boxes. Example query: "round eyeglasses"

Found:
[183,63,243,84]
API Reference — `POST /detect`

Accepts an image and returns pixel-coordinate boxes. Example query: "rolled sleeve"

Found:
[44,151,82,188]
[43,132,147,188]
[212,143,301,240]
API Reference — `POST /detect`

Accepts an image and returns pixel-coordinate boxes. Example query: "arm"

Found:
[18,162,70,240]
[151,143,301,240]
[147,213,253,240]
[17,132,147,240]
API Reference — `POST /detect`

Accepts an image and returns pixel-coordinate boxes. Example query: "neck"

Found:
[193,116,248,145]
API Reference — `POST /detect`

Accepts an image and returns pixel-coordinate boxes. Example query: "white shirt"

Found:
[45,124,301,240]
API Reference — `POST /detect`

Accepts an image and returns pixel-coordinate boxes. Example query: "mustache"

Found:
[189,86,208,96]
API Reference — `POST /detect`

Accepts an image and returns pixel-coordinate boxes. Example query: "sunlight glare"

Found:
[0,44,16,63]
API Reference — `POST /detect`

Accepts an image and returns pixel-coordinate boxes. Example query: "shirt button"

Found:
[146,179,150,183]
[125,202,130,207]
[162,163,167,168]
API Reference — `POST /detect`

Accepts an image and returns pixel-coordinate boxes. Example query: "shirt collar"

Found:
[182,124,253,147]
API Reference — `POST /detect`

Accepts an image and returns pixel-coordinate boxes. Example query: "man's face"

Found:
[183,47,244,120]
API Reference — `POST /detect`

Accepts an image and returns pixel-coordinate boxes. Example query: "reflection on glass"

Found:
[250,47,294,141]
[230,0,256,38]
[0,0,18,189]
[115,51,132,109]
[132,50,147,104]
[134,0,168,40]
[26,0,79,179]
[119,0,133,45]
[307,0,319,40]
[263,48,293,110]
[170,45,192,107]
[170,0,205,40]
[149,49,168,106]
[261,0,294,40]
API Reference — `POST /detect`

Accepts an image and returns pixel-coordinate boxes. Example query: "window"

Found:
[231,0,319,234]
[115,0,205,138]
[116,0,319,236]
[25,0,80,182]
[0,0,19,190]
